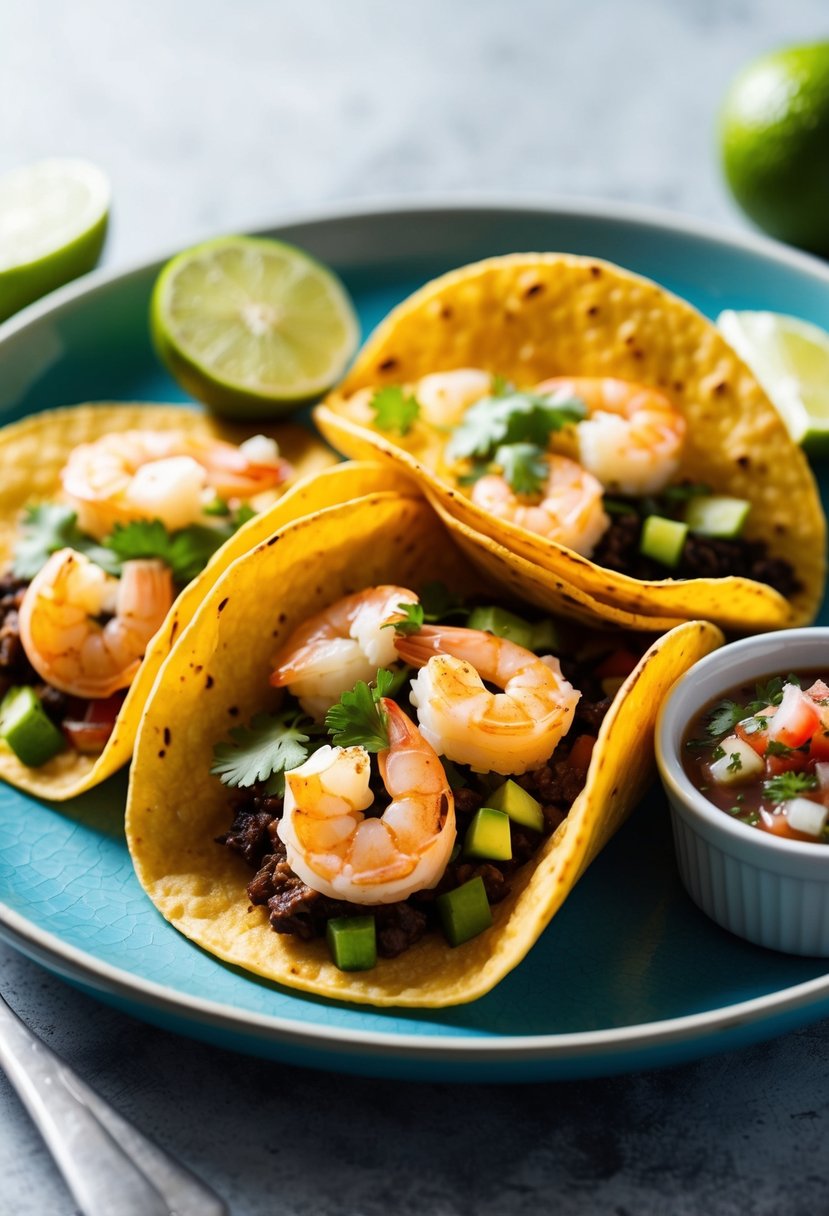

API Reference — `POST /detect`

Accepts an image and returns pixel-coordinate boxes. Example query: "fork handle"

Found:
[0,993,227,1216]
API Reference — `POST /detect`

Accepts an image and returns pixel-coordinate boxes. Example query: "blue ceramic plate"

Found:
[1,201,829,1082]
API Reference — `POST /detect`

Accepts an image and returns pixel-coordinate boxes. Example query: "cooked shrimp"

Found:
[18,548,174,700]
[539,376,685,496]
[471,454,609,555]
[279,699,455,904]
[270,586,419,720]
[396,626,580,775]
[61,430,289,539]
[413,369,492,427]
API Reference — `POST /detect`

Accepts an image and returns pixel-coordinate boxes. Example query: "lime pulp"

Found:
[150,236,359,419]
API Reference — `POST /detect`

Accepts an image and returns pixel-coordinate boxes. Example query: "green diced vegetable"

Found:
[486,778,545,831]
[437,877,493,947]
[528,618,559,653]
[464,807,512,861]
[639,515,688,568]
[0,687,65,767]
[466,605,534,649]
[684,495,750,538]
[326,916,377,971]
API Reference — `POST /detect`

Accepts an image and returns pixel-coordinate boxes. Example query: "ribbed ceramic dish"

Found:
[657,630,829,956]
[1,200,829,1081]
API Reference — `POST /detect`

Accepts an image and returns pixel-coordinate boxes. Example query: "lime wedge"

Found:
[717,309,829,453]
[0,159,110,322]
[150,235,359,418]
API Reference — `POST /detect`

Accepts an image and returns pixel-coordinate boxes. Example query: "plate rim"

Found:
[2,194,828,1066]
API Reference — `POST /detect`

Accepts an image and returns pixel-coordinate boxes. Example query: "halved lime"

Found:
[0,159,110,322]
[150,236,359,418]
[717,309,829,454]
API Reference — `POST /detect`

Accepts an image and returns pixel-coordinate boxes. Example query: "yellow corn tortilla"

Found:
[126,492,722,1008]
[315,253,825,630]
[0,401,403,800]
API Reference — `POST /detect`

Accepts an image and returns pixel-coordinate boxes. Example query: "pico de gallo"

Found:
[683,672,829,844]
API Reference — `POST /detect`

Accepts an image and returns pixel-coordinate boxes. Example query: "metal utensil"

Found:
[0,991,228,1216]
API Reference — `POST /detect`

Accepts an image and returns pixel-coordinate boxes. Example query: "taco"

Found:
[0,400,399,800]
[315,253,826,631]
[126,492,721,1007]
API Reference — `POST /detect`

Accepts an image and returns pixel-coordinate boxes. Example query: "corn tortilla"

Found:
[126,493,722,1008]
[0,401,399,799]
[315,253,825,630]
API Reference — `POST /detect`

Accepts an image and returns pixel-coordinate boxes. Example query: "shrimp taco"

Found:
[0,400,401,800]
[314,253,825,632]
[126,492,721,1007]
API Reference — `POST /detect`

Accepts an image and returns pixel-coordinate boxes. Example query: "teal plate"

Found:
[2,201,829,1082]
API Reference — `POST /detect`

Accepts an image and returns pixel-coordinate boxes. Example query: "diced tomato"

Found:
[809,730,829,761]
[62,694,122,754]
[594,649,639,680]
[767,684,821,749]
[567,733,597,771]
[806,679,829,702]
[735,719,770,756]
[765,751,808,777]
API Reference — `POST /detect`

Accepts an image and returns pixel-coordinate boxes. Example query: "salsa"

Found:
[683,670,829,844]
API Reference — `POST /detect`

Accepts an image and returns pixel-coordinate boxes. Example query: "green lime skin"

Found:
[720,43,829,254]
[0,211,108,323]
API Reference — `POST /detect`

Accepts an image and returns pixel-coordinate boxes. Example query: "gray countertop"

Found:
[2,1,829,1212]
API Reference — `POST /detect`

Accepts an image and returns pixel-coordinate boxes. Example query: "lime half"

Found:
[0,159,110,322]
[717,309,829,454]
[151,236,359,418]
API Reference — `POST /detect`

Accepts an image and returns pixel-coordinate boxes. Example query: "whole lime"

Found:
[720,42,829,254]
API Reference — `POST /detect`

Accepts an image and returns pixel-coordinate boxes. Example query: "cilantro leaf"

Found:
[370,386,421,436]
[211,710,313,789]
[203,496,231,517]
[763,772,818,803]
[711,744,726,761]
[383,601,425,636]
[13,504,121,578]
[727,752,743,773]
[325,670,392,751]
[494,443,548,495]
[446,391,586,461]
[105,520,234,584]
[706,699,744,738]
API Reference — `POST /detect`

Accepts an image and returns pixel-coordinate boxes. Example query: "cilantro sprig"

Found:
[494,443,548,495]
[763,772,818,803]
[446,390,586,462]
[370,386,421,436]
[13,504,121,579]
[105,519,239,584]
[383,602,425,636]
[325,669,394,751]
[210,709,320,793]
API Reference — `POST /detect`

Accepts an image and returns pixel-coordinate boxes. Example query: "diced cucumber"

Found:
[685,495,750,538]
[485,778,545,832]
[464,807,512,861]
[640,515,688,568]
[326,916,377,971]
[466,605,534,649]
[0,686,65,767]
[708,734,764,785]
[437,877,493,947]
[528,618,559,653]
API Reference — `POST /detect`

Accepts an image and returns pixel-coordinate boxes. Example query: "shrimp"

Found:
[539,376,685,496]
[270,586,419,720]
[17,548,174,700]
[413,369,492,427]
[278,699,455,904]
[61,430,289,539]
[471,454,609,555]
[395,626,580,775]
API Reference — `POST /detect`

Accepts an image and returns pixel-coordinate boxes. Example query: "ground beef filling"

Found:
[592,514,800,599]
[219,690,611,960]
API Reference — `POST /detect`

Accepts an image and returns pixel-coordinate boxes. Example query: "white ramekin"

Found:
[656,628,829,957]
